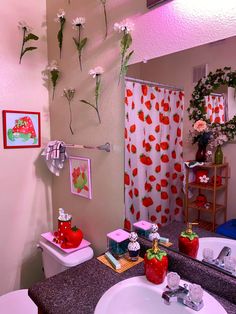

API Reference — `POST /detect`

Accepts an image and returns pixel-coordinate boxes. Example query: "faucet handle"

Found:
[189,284,203,304]
[167,272,180,290]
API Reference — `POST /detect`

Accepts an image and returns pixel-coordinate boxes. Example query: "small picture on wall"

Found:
[2,110,41,148]
[69,156,92,199]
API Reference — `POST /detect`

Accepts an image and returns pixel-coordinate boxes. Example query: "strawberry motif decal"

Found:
[8,116,37,143]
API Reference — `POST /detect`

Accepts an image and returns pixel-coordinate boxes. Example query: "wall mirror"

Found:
[125,35,236,279]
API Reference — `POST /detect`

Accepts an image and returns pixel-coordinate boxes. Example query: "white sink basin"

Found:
[95,276,227,314]
[197,237,236,261]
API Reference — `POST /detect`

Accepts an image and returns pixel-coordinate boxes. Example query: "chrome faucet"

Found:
[202,246,235,276]
[214,246,231,267]
[162,284,188,304]
[162,272,204,311]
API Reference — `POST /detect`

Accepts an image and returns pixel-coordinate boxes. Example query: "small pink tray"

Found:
[41,232,91,254]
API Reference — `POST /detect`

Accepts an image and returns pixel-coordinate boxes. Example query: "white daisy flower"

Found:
[114,19,134,34]
[18,20,32,33]
[47,60,59,72]
[55,9,65,22]
[72,17,86,29]
[89,66,104,78]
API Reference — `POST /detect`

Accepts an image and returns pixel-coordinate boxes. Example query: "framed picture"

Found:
[2,110,41,149]
[69,156,92,199]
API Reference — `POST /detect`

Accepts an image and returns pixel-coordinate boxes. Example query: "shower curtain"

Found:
[204,94,225,124]
[124,81,184,231]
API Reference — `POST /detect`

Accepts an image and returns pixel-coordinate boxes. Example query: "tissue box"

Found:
[107,229,130,257]
[133,220,152,239]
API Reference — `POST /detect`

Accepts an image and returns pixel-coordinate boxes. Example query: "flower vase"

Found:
[195,144,207,162]
[214,145,223,165]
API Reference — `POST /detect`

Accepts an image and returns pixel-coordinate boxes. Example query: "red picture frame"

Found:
[2,110,41,149]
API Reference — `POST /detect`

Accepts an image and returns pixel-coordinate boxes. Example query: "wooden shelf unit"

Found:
[185,163,229,232]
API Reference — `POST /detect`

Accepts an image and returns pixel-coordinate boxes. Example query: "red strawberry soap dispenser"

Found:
[144,238,168,284]
[179,222,199,258]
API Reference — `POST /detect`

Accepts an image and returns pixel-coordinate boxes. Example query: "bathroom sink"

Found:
[197,237,236,261]
[95,276,227,314]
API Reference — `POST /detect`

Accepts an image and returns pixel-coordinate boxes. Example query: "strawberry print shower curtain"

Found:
[204,94,225,124]
[124,81,184,231]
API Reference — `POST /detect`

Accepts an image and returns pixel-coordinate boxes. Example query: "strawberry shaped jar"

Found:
[179,222,199,258]
[144,239,168,284]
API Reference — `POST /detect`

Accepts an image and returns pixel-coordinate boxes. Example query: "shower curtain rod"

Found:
[65,142,111,152]
[210,92,224,97]
[125,76,184,91]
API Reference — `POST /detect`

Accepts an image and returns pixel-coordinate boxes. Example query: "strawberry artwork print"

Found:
[72,167,89,193]
[124,81,184,227]
[3,111,41,148]
[8,116,37,143]
[69,157,92,199]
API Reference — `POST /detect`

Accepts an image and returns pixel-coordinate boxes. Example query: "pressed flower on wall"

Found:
[47,60,60,100]
[55,9,66,58]
[72,17,87,71]
[63,88,76,135]
[100,0,108,39]
[114,19,134,83]
[18,21,39,64]
[80,67,104,124]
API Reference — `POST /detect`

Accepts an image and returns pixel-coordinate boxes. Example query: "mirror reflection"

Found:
[125,36,236,278]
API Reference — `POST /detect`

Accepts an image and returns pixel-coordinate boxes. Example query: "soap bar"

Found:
[159,237,169,244]
[105,251,121,270]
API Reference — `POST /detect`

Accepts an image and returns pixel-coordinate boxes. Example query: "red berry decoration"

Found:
[142,197,154,207]
[179,223,199,259]
[144,239,168,284]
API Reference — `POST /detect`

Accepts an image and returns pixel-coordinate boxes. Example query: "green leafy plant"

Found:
[47,60,60,100]
[80,67,104,124]
[18,21,39,64]
[72,17,87,71]
[55,9,66,59]
[114,19,134,83]
[100,0,108,39]
[63,88,76,135]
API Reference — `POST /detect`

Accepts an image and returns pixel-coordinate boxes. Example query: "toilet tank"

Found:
[39,240,94,278]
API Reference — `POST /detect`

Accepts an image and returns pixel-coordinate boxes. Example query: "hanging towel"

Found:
[41,141,68,176]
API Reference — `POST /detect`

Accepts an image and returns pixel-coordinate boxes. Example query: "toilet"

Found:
[0,239,94,313]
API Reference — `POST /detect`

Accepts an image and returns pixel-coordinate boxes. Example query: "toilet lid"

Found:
[0,289,37,314]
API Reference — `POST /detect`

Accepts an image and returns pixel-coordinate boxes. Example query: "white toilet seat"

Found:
[0,289,37,314]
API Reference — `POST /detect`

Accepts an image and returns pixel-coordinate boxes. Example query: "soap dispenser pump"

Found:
[144,238,168,284]
[179,222,199,258]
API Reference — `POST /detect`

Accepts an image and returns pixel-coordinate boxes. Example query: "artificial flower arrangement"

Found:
[114,19,134,82]
[47,60,60,100]
[63,88,76,135]
[100,0,108,39]
[188,67,236,141]
[72,17,87,71]
[80,66,104,124]
[55,9,66,58]
[190,120,212,148]
[18,21,39,64]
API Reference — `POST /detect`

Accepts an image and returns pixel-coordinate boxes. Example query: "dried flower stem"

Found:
[102,2,108,39]
[80,74,102,124]
[19,28,26,64]
[68,100,74,135]
[63,89,75,135]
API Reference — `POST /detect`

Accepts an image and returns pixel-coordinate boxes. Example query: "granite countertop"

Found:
[29,242,236,314]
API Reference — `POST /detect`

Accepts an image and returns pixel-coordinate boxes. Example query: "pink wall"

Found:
[0,0,52,295]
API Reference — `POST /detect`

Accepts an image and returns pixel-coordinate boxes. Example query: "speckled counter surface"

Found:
[29,250,236,314]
